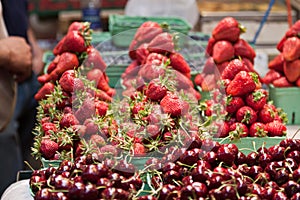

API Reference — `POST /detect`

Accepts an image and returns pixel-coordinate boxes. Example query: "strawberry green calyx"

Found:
[239,23,247,34]
[160,22,170,32]
[252,90,266,102]
[249,72,260,84]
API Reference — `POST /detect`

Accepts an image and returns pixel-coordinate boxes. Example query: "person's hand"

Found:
[0,36,32,82]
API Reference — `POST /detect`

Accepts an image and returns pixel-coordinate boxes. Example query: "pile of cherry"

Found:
[139,138,300,200]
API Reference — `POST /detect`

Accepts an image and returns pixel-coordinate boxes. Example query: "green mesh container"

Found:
[268,85,300,125]
[109,14,192,47]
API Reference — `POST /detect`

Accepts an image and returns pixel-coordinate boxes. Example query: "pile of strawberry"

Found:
[194,17,287,138]
[194,17,258,92]
[138,138,300,199]
[262,20,300,87]
[32,22,119,162]
[121,21,201,100]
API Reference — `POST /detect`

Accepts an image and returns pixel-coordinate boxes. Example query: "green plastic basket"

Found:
[109,14,192,47]
[213,136,286,155]
[268,85,300,125]
[41,158,62,168]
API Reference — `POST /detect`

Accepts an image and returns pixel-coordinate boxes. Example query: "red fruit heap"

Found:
[121,21,201,101]
[138,138,300,200]
[32,22,118,162]
[196,17,287,139]
[262,20,300,87]
[30,154,143,199]
[194,16,259,92]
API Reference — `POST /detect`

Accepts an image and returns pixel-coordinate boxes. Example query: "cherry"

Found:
[163,170,181,185]
[287,150,300,163]
[192,182,208,197]
[101,187,130,199]
[53,174,72,190]
[109,173,129,190]
[206,174,224,190]
[137,195,158,200]
[114,160,136,178]
[81,164,101,184]
[254,172,271,187]
[234,151,247,166]
[187,133,202,150]
[151,175,162,189]
[50,192,68,200]
[264,181,280,190]
[57,160,75,173]
[279,138,300,153]
[158,184,180,200]
[283,180,300,198]
[179,149,199,166]
[236,177,248,196]
[273,191,288,200]
[216,144,236,165]
[191,165,209,183]
[258,152,272,169]
[249,165,263,179]
[180,184,198,200]
[275,168,290,186]
[221,185,238,200]
[96,177,112,191]
[67,181,85,199]
[202,151,219,168]
[182,175,193,185]
[285,157,298,171]
[292,168,300,182]
[257,146,269,156]
[196,160,212,170]
[127,176,143,191]
[245,151,258,166]
[208,188,223,200]
[29,175,47,193]
[268,145,286,161]
[201,139,220,152]
[161,162,181,173]
[291,192,300,200]
[82,183,98,200]
[264,187,277,199]
[34,188,52,200]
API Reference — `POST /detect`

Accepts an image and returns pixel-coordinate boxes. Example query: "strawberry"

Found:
[173,70,194,89]
[59,113,79,128]
[212,17,244,42]
[212,40,234,63]
[245,89,268,111]
[276,36,286,52]
[229,122,249,138]
[285,20,300,38]
[215,61,229,76]
[75,98,96,123]
[297,77,300,87]
[136,43,150,64]
[194,73,204,86]
[236,106,257,125]
[54,29,91,55]
[38,52,79,84]
[68,21,90,32]
[94,100,108,117]
[226,71,258,96]
[221,58,248,80]
[46,55,60,74]
[160,93,188,117]
[266,120,287,137]
[261,69,282,85]
[233,39,256,62]
[284,59,300,82]
[268,53,284,72]
[90,134,105,147]
[99,144,118,157]
[226,95,245,114]
[34,82,55,101]
[206,37,216,56]
[97,73,110,92]
[201,74,217,91]
[83,119,99,136]
[145,78,167,101]
[242,57,254,71]
[202,57,216,74]
[122,60,141,79]
[258,103,278,124]
[131,102,145,117]
[83,46,107,72]
[58,70,76,93]
[94,89,112,102]
[133,142,146,156]
[210,120,230,138]
[148,32,175,54]
[201,99,214,116]
[40,138,59,160]
[169,52,191,73]
[249,122,267,137]
[272,76,294,87]
[146,124,161,139]
[282,36,300,61]
[138,63,165,82]
[41,122,57,136]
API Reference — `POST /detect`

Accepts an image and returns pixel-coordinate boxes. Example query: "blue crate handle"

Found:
[251,0,276,45]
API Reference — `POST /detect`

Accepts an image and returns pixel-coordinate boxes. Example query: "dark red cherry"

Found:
[236,177,248,196]
[68,181,85,199]
[158,184,180,200]
[216,144,236,166]
[221,185,238,200]
[137,195,158,200]
[163,170,181,184]
[254,172,271,187]
[182,175,193,185]
[96,177,112,191]
[81,164,101,184]
[291,192,300,200]
[287,150,300,163]
[29,175,47,193]
[161,162,181,173]
[268,145,286,161]
[273,191,288,200]
[245,151,258,166]
[82,183,98,200]
[50,192,68,200]
[101,187,130,199]
[264,181,280,190]
[249,165,263,179]
[275,168,289,186]
[201,139,220,152]
[196,160,212,170]
[285,157,298,171]
[279,139,300,153]
[206,174,224,190]
[293,168,300,182]
[53,174,72,190]
[191,165,209,183]
[283,180,300,198]
[192,182,208,197]
[34,188,51,200]
[202,151,218,168]
[258,152,272,169]
[179,149,199,166]
[234,151,247,166]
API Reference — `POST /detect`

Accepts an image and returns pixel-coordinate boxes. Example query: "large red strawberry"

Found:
[59,70,78,93]
[272,76,294,87]
[283,59,300,82]
[133,142,146,156]
[169,52,191,73]
[236,106,257,125]
[226,71,258,96]
[34,82,55,101]
[245,89,268,111]
[40,138,59,160]
[94,100,108,117]
[160,93,188,117]
[194,73,204,86]
[41,122,57,136]
[147,32,175,54]
[212,40,234,63]
[75,98,96,123]
[145,78,167,101]
[258,103,278,124]
[261,69,282,85]
[226,96,245,114]
[37,52,79,84]
[233,39,256,62]
[202,57,216,74]
[136,43,150,64]
[285,20,300,38]
[249,122,267,137]
[121,60,141,79]
[229,122,249,138]
[282,36,300,61]
[221,58,248,80]
[206,37,216,56]
[266,120,287,137]
[83,46,107,71]
[212,17,244,42]
[60,113,79,128]
[201,74,217,91]
[268,53,284,72]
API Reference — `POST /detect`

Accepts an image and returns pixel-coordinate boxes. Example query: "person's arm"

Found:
[0,36,33,82]
[27,27,44,75]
